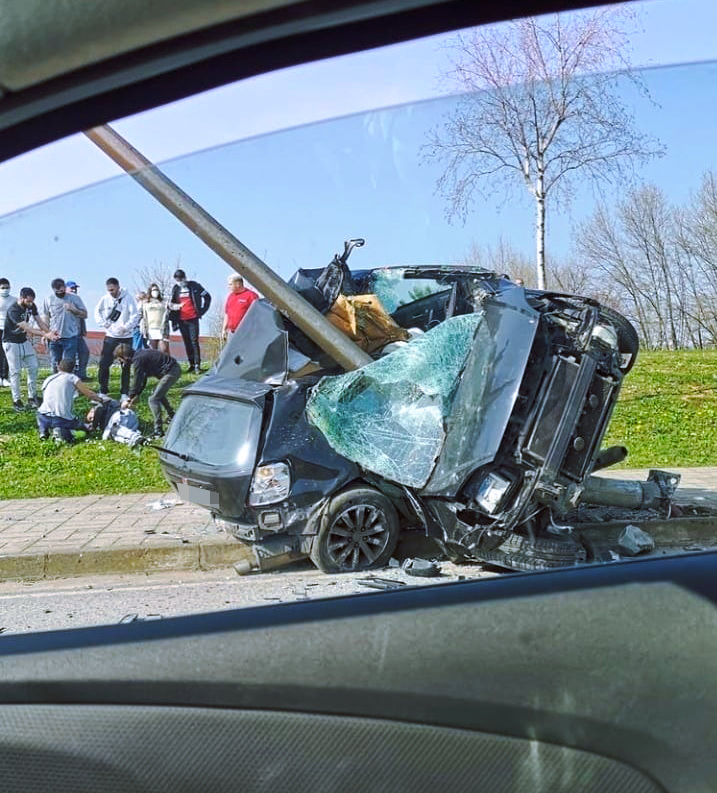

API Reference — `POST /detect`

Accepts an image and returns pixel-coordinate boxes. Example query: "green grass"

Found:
[0,349,715,499]
[0,364,201,499]
[603,349,717,468]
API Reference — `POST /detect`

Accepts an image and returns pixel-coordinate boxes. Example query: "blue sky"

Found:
[1,0,717,328]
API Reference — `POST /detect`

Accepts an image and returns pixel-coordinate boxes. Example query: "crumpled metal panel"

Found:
[306,314,483,488]
[423,300,537,494]
[213,300,288,385]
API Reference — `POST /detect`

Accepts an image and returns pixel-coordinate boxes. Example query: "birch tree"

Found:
[425,9,661,289]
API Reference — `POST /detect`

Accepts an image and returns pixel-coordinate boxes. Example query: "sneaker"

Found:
[0,378,8,387]
[120,394,129,403]
[52,427,65,443]
[151,427,164,439]
[97,392,109,400]
[12,400,24,412]
[29,396,42,409]
[38,430,50,440]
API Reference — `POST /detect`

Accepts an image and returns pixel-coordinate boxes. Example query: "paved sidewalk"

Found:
[0,492,252,581]
[0,467,714,582]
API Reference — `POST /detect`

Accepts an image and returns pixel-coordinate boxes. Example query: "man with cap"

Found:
[168,269,211,373]
[66,281,90,380]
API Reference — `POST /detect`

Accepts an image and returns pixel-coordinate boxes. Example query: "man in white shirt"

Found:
[94,277,139,400]
[37,358,110,442]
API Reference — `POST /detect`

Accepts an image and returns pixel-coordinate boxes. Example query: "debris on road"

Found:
[146,498,183,511]
[616,525,656,557]
[400,558,442,577]
[358,577,407,591]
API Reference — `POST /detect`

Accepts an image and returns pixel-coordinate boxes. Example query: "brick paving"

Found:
[0,468,714,582]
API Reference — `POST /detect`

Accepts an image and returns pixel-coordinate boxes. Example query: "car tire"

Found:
[310,486,400,573]
[599,306,639,374]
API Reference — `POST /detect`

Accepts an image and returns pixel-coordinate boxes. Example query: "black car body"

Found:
[160,254,637,573]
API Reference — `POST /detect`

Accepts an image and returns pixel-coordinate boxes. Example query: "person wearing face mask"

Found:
[0,278,15,387]
[41,278,88,373]
[168,269,211,374]
[142,284,170,353]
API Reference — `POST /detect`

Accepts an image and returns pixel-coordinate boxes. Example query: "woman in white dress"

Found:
[141,283,170,353]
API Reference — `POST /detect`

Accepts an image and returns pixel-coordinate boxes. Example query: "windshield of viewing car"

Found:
[0,0,716,633]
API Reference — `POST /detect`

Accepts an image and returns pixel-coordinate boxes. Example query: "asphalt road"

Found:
[0,560,496,635]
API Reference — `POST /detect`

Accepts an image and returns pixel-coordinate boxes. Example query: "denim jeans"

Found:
[76,335,90,379]
[0,330,8,380]
[147,361,181,429]
[49,336,79,373]
[37,413,83,441]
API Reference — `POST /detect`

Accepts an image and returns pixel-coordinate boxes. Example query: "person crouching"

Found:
[113,344,181,438]
[37,358,110,442]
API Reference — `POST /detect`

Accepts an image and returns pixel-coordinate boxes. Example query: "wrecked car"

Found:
[159,241,639,573]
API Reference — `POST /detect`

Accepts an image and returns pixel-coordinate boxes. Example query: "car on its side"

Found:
[160,244,638,573]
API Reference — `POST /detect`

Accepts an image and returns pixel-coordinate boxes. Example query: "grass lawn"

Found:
[0,349,715,500]
[603,348,717,468]
[0,363,201,499]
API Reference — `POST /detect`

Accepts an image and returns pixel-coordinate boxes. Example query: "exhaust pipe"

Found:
[591,446,628,472]
[581,469,681,510]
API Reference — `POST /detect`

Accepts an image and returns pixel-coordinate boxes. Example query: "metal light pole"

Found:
[84,124,372,372]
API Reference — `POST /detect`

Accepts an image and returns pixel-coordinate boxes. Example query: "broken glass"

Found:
[306,313,483,487]
[369,267,445,314]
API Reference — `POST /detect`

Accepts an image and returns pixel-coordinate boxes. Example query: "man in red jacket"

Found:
[221,274,258,341]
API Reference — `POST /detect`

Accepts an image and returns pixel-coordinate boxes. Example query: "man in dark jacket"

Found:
[114,344,181,437]
[168,269,211,373]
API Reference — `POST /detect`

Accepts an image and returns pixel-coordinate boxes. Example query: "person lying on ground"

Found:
[37,358,110,441]
[86,399,145,448]
[113,344,181,438]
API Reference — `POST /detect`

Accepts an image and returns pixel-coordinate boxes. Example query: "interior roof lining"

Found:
[0,0,612,164]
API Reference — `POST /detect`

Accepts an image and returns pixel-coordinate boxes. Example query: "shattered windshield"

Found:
[369,269,447,314]
[306,313,483,487]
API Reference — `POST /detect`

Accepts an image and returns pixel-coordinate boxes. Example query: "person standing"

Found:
[36,358,110,442]
[114,344,181,438]
[94,277,139,400]
[3,287,58,411]
[221,274,258,341]
[133,291,148,350]
[168,269,211,373]
[42,278,87,373]
[0,277,15,387]
[66,280,90,380]
[142,283,170,353]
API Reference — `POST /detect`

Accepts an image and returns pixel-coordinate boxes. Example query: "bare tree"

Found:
[577,186,700,350]
[133,257,182,302]
[425,8,662,289]
[462,237,534,284]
